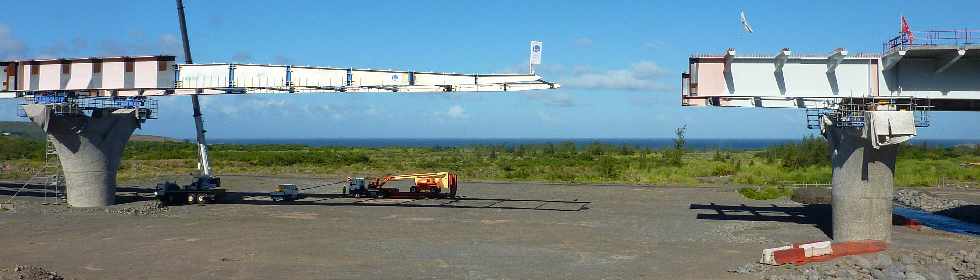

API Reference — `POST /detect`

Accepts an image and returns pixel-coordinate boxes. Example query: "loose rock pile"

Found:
[733,248,980,280]
[104,201,169,216]
[895,189,970,212]
[0,265,63,280]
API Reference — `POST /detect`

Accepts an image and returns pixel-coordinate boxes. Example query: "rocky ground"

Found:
[895,189,971,213]
[0,176,977,279]
[895,189,980,225]
[0,265,63,280]
[732,248,980,280]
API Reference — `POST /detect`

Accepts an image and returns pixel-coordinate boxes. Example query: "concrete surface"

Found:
[1,176,976,279]
[828,126,898,242]
[22,104,140,207]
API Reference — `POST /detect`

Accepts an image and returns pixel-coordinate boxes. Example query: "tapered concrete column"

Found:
[826,126,898,242]
[22,104,140,207]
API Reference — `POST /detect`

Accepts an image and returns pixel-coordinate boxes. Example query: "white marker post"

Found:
[529,41,543,74]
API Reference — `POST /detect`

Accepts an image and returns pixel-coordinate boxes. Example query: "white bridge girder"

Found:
[681,46,980,111]
[0,56,559,98]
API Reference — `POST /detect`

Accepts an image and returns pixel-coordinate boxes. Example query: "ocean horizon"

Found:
[200,138,980,150]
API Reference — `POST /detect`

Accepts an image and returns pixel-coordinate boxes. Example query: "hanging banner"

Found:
[529,41,543,65]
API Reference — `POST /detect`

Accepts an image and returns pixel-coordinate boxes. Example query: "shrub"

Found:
[738,186,793,200]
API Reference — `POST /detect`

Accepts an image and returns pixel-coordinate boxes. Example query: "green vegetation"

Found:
[738,186,795,200]
[1,133,978,188]
[0,121,47,139]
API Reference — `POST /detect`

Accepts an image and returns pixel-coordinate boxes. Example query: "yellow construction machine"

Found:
[347,172,458,198]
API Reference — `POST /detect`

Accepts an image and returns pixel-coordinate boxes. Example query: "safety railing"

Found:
[883,29,979,53]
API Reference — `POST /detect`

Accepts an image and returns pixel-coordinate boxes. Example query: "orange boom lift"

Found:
[348,172,458,198]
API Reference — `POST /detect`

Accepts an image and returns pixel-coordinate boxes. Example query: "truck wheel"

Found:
[198,194,208,204]
[187,194,197,204]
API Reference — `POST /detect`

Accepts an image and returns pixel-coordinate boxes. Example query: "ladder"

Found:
[1,135,65,208]
[39,135,65,205]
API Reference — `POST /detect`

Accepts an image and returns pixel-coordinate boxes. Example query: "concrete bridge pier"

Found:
[823,111,914,243]
[826,126,897,242]
[22,104,141,207]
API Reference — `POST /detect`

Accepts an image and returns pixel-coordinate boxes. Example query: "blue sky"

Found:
[1,0,978,139]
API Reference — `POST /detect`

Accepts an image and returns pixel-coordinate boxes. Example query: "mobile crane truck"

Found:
[153,0,224,206]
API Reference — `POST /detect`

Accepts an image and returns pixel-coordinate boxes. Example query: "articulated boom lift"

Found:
[348,172,458,198]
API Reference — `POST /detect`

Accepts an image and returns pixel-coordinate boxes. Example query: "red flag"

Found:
[901,16,915,43]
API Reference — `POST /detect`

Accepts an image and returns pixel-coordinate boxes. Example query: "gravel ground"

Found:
[895,189,972,212]
[0,265,64,280]
[895,189,980,225]
[731,248,980,280]
[1,176,977,279]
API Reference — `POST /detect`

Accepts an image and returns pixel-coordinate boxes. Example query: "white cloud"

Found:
[272,55,292,65]
[98,32,181,57]
[0,100,22,121]
[433,105,467,120]
[191,95,393,122]
[231,52,253,63]
[642,41,666,50]
[0,24,27,60]
[507,60,674,93]
[446,105,467,119]
[0,24,180,60]
[158,34,181,55]
[537,111,559,123]
[525,92,575,107]
[560,61,672,91]
[199,96,296,118]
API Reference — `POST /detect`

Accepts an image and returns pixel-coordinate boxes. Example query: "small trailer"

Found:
[269,184,302,202]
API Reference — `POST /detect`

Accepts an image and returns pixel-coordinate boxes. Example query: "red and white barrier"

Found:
[761,240,888,265]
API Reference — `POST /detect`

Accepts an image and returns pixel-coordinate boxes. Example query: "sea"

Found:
[205,138,980,150]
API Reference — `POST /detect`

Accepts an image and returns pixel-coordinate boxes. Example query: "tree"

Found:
[664,125,687,166]
[674,125,687,151]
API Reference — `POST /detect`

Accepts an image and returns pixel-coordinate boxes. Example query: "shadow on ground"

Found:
[0,182,63,200]
[690,202,958,239]
[935,205,980,226]
[0,183,171,204]
[224,191,591,212]
[4,183,590,211]
[690,203,833,238]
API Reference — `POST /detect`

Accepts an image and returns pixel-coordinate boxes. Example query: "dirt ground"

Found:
[0,175,977,279]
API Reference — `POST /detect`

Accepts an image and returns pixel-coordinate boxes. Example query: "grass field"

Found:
[1,134,977,189]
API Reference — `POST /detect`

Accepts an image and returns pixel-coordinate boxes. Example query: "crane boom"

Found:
[176,0,214,180]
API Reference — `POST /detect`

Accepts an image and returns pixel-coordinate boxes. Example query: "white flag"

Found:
[740,10,754,33]
[529,41,543,65]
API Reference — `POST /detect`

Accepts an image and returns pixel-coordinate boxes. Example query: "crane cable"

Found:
[298,179,349,191]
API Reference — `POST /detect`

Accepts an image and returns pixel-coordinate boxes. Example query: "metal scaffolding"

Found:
[18,93,159,121]
[805,97,931,129]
